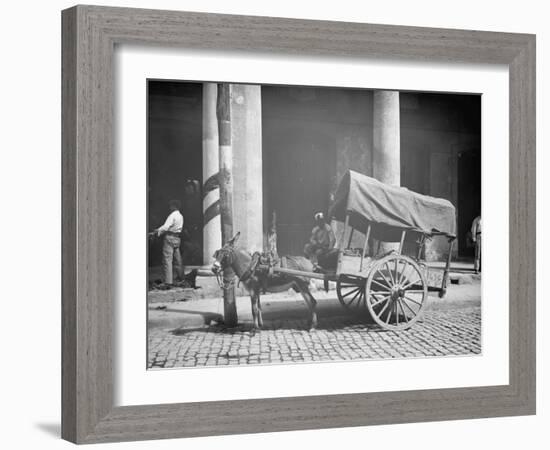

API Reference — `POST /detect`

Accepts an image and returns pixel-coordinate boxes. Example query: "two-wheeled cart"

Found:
[262,170,457,330]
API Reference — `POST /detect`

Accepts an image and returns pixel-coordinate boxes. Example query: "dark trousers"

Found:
[304,243,328,264]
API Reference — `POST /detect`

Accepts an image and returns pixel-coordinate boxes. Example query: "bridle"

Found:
[215,272,237,290]
[213,246,238,290]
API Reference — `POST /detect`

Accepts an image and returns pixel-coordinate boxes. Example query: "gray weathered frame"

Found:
[62,5,536,444]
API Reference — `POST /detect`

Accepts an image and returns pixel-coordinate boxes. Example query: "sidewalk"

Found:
[148,281,481,331]
[148,262,481,302]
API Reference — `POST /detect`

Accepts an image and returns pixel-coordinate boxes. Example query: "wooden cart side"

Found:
[359,224,372,272]
[398,230,406,255]
[335,213,350,275]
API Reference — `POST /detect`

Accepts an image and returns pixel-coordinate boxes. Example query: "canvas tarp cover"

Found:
[329,171,456,238]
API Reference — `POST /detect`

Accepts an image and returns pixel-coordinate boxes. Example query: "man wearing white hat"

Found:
[304,212,336,268]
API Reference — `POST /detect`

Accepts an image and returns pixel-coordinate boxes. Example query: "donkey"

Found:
[211,232,319,330]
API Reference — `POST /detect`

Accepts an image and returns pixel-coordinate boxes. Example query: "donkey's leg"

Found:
[258,294,264,328]
[297,283,318,331]
[307,290,318,330]
[250,288,260,329]
[257,294,264,328]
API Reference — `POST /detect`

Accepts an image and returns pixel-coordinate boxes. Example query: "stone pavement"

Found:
[147,284,481,369]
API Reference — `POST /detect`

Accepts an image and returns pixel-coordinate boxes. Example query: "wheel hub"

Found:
[391,285,405,300]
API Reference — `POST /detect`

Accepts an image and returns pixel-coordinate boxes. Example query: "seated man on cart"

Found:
[304,212,336,270]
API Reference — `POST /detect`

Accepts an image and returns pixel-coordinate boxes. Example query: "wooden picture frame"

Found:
[62,5,536,444]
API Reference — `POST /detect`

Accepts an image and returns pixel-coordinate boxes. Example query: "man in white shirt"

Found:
[471,215,481,274]
[155,199,184,285]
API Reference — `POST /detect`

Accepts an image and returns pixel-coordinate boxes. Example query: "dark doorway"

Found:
[262,85,371,256]
[263,133,335,256]
[457,150,481,257]
[147,81,203,266]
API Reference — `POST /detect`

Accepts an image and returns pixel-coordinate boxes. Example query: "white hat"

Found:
[314,212,324,221]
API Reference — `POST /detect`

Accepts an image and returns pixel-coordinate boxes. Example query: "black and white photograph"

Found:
[147,81,482,369]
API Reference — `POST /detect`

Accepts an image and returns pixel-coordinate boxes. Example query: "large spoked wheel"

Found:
[336,274,367,310]
[366,254,428,330]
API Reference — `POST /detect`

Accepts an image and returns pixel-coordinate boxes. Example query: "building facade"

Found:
[147,82,480,267]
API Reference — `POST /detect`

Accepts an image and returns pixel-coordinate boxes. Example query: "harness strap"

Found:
[239,251,261,284]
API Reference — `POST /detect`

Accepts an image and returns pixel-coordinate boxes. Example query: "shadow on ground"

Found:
[170,311,380,335]
[149,306,223,323]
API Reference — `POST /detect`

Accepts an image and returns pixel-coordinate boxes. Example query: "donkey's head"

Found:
[211,232,241,275]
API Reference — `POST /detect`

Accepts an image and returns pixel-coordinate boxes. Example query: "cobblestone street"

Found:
[148,304,481,369]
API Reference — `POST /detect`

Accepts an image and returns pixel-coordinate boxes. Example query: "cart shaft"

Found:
[258,265,336,281]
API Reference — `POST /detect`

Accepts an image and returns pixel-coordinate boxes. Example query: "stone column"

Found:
[373,91,400,253]
[373,91,400,186]
[202,83,221,265]
[231,84,263,252]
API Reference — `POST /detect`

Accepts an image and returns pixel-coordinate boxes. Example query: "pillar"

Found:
[231,84,263,252]
[373,90,400,253]
[373,91,400,186]
[202,83,222,265]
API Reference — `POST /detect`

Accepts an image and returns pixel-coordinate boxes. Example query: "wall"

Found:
[400,93,481,260]
[1,1,546,450]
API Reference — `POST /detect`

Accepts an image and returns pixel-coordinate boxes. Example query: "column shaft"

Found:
[373,90,400,254]
[373,91,400,186]
[231,84,263,252]
[202,83,221,264]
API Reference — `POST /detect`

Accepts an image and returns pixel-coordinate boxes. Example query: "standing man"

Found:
[154,199,184,286]
[304,212,336,268]
[471,215,482,274]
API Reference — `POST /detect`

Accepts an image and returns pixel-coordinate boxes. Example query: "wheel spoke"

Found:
[400,297,418,316]
[404,295,423,307]
[394,259,404,286]
[385,262,396,285]
[338,276,369,310]
[378,268,394,289]
[395,301,400,325]
[347,288,363,306]
[397,298,410,322]
[404,289,424,294]
[358,291,367,308]
[371,278,391,291]
[341,287,360,298]
[401,277,421,290]
[371,294,391,307]
[378,297,391,317]
[384,301,395,323]
[371,291,391,299]
[398,260,409,284]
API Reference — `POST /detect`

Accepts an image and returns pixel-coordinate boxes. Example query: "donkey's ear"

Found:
[228,231,241,246]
